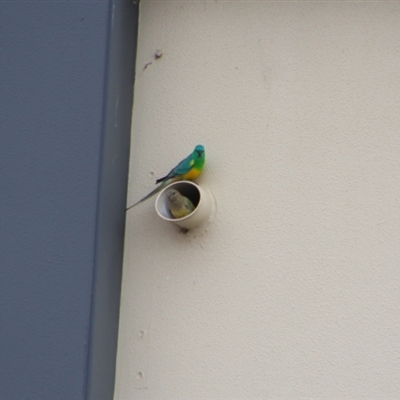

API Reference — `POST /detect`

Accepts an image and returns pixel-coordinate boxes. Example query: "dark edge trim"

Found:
[85,1,139,399]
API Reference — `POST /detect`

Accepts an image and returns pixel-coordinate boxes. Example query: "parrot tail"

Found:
[126,184,164,210]
[155,175,169,184]
[126,177,179,211]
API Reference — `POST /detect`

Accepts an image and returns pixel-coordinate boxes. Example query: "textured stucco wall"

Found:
[115,2,400,399]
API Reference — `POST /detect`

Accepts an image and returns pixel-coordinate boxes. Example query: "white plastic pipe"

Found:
[155,181,216,230]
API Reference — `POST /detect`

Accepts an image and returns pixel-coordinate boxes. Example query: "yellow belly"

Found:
[182,168,201,180]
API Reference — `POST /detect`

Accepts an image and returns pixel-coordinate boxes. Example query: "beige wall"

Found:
[115,2,400,399]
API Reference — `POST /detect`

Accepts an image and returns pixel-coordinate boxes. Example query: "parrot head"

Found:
[167,189,179,201]
[194,144,205,158]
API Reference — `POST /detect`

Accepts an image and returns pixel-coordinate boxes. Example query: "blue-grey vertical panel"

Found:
[0,1,138,400]
[86,1,138,399]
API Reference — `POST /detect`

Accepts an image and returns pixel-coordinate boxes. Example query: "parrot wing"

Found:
[155,155,195,184]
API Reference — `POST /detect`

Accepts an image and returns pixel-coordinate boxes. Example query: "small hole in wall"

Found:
[136,372,143,380]
[138,330,145,339]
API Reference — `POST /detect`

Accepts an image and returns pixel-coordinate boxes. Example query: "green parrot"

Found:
[166,189,195,219]
[126,145,205,210]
